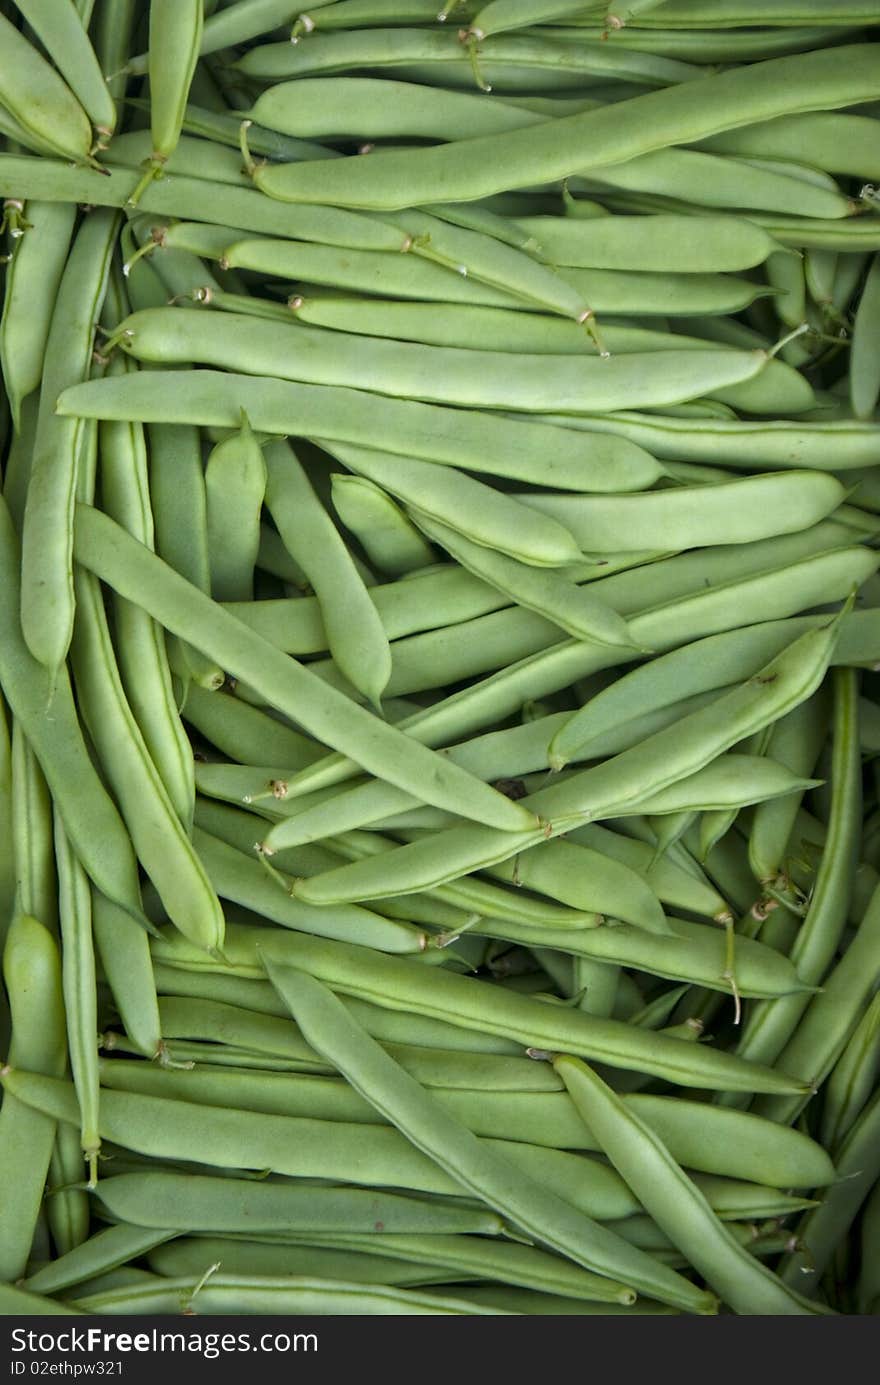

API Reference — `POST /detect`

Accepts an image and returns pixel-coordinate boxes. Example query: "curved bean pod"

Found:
[239,45,880,207]
[521,471,845,553]
[72,505,538,834]
[19,207,118,677]
[56,367,661,492]
[553,1055,828,1316]
[0,13,93,163]
[111,307,768,414]
[12,0,116,140]
[0,201,76,428]
[263,439,391,708]
[263,959,714,1312]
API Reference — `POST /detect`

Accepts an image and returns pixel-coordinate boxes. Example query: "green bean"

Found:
[53,809,101,1186]
[19,207,118,678]
[820,992,880,1153]
[553,1055,828,1316]
[330,475,435,576]
[288,614,849,901]
[0,915,66,1282]
[153,918,812,1091]
[72,505,537,833]
[56,367,662,492]
[0,1284,83,1315]
[423,1283,675,1313]
[534,466,845,552]
[130,0,203,199]
[0,201,76,429]
[69,560,226,955]
[248,76,550,141]
[237,45,880,207]
[307,446,581,567]
[269,545,877,806]
[630,0,880,25]
[182,685,322,770]
[574,147,851,219]
[747,691,829,884]
[781,1090,880,1296]
[263,439,391,708]
[193,825,426,954]
[112,306,769,413]
[2,1067,636,1222]
[410,511,639,650]
[235,27,703,86]
[204,410,266,604]
[24,1224,176,1297]
[267,1228,636,1303]
[471,0,599,37]
[10,722,58,932]
[71,1273,509,1315]
[93,1170,507,1237]
[99,271,195,827]
[288,301,818,418]
[0,497,146,924]
[0,13,94,163]
[148,1237,466,1287]
[850,253,880,421]
[537,410,880,470]
[753,877,880,1125]
[731,670,860,1078]
[92,892,162,1062]
[517,212,778,272]
[263,959,714,1312]
[550,619,821,769]
[12,0,116,142]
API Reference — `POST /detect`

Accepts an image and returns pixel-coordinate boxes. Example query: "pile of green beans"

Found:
[1,0,879,1320]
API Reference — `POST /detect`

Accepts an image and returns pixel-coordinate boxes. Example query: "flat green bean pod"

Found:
[331,475,435,576]
[93,1171,505,1237]
[263,959,714,1312]
[0,201,76,429]
[522,471,845,553]
[192,826,425,954]
[553,1055,829,1316]
[550,618,821,768]
[69,564,226,955]
[147,1237,457,1289]
[12,0,116,141]
[263,439,391,708]
[698,113,880,181]
[0,498,145,924]
[248,76,549,141]
[236,45,880,207]
[820,991,880,1153]
[410,510,638,649]
[0,915,66,1282]
[23,1224,175,1297]
[151,920,812,1092]
[235,28,703,86]
[850,253,880,421]
[288,615,847,901]
[69,1273,507,1315]
[56,369,660,493]
[72,505,538,834]
[0,13,94,164]
[19,208,118,677]
[515,213,778,272]
[110,307,768,414]
[316,443,580,566]
[538,411,880,471]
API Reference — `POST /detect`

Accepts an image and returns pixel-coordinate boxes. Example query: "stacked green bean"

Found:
[1,0,880,1320]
